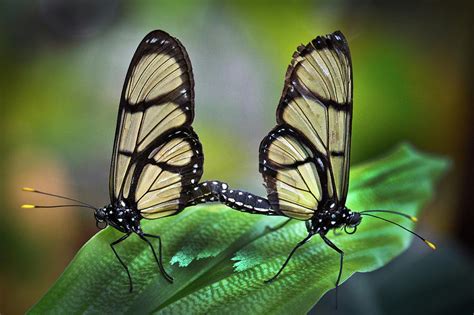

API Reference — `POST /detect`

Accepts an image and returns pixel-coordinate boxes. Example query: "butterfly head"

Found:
[94,206,109,229]
[341,209,361,234]
[345,210,361,227]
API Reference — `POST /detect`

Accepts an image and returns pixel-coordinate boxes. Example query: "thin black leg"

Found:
[139,233,173,283]
[265,218,292,232]
[320,234,344,308]
[265,232,314,283]
[110,232,133,292]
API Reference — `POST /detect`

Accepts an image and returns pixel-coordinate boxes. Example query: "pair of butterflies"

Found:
[23,30,434,296]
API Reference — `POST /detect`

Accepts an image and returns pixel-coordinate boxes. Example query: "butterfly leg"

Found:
[110,232,133,292]
[265,218,292,233]
[265,232,314,283]
[320,234,344,308]
[139,233,174,283]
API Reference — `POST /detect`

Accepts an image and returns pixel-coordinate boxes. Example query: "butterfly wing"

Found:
[128,127,203,219]
[260,31,353,218]
[109,30,202,218]
[260,126,333,220]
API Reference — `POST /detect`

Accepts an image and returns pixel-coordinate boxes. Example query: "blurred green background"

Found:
[1,1,473,314]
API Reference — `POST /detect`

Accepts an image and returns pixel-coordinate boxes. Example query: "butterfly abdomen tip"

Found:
[425,240,436,250]
[22,187,36,192]
[21,204,36,209]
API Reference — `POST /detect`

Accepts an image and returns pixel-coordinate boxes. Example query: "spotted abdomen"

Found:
[186,180,278,216]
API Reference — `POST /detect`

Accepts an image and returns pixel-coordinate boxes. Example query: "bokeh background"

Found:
[1,1,473,314]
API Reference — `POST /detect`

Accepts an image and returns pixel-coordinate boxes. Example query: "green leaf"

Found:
[29,144,449,314]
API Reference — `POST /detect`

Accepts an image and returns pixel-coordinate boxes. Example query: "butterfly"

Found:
[22,30,204,292]
[188,31,436,301]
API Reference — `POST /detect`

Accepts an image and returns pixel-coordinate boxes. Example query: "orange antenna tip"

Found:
[21,204,36,209]
[410,216,418,222]
[22,187,36,192]
[425,240,436,250]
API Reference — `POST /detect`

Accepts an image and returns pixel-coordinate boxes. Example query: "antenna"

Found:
[21,187,97,210]
[361,213,436,250]
[360,209,418,222]
[21,204,96,210]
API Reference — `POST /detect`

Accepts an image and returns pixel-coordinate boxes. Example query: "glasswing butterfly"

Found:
[187,31,436,303]
[22,30,204,292]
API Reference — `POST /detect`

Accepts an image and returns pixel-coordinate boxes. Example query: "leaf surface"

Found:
[29,144,449,314]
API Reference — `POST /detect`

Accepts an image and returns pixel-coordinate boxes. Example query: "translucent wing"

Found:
[110,30,196,203]
[259,126,333,220]
[124,127,203,219]
[275,31,353,205]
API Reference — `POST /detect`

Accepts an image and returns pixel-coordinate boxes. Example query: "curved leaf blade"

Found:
[29,144,449,314]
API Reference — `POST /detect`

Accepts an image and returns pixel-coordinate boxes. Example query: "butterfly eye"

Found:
[348,212,362,226]
[94,208,107,221]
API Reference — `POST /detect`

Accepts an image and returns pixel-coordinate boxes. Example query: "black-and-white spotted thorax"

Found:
[95,200,142,234]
